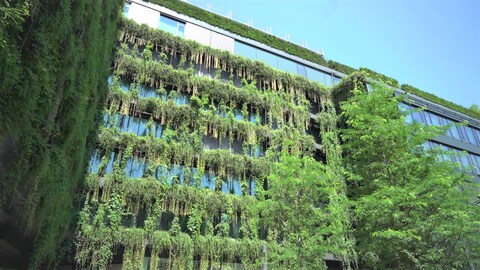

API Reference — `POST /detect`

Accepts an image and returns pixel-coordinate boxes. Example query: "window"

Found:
[233,109,243,121]
[306,67,328,85]
[125,156,148,178]
[411,111,424,123]
[333,76,341,85]
[221,178,242,195]
[201,172,216,190]
[257,49,278,68]
[247,145,264,157]
[428,112,443,126]
[123,2,130,17]
[158,15,185,37]
[139,84,159,98]
[234,41,257,60]
[88,149,102,173]
[277,56,297,74]
[464,126,479,146]
[297,64,307,78]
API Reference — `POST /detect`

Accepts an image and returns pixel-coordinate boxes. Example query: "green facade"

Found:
[75,17,354,269]
[0,0,123,268]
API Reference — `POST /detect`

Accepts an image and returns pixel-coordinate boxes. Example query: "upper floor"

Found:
[123,0,344,87]
[122,0,480,180]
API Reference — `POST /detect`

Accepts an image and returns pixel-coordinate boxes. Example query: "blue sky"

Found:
[187,0,480,108]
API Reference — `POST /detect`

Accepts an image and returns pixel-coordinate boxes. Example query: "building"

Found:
[72,0,480,269]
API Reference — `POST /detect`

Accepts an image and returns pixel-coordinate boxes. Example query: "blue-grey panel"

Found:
[234,41,256,60]
[277,56,297,74]
[306,66,327,85]
[257,49,278,69]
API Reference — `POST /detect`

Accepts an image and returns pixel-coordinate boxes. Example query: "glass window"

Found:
[123,2,130,17]
[140,85,158,98]
[126,156,147,178]
[277,57,298,75]
[106,151,117,174]
[323,74,334,87]
[441,145,453,162]
[174,93,188,105]
[88,149,102,173]
[201,172,216,190]
[466,154,478,174]
[474,129,480,146]
[221,178,242,195]
[169,164,184,184]
[155,122,163,138]
[450,126,462,141]
[234,109,243,121]
[247,178,256,196]
[411,111,424,123]
[474,155,480,174]
[234,41,257,60]
[306,67,327,85]
[464,126,478,145]
[137,118,148,136]
[333,76,341,85]
[117,115,130,133]
[256,49,278,69]
[457,126,468,142]
[158,15,185,37]
[219,137,230,150]
[231,139,243,154]
[457,150,473,172]
[428,112,442,126]
[297,64,307,78]
[128,116,141,134]
[422,111,433,126]
[178,24,185,35]
[248,145,264,157]
[156,164,169,182]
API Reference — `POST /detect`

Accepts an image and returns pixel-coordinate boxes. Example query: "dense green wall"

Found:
[75,18,354,269]
[0,0,123,267]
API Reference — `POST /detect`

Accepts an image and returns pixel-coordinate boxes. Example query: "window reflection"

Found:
[158,15,185,37]
[401,103,480,146]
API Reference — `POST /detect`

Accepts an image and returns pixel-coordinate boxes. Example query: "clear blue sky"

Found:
[188,0,480,108]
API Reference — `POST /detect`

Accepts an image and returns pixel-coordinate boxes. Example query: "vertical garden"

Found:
[0,0,123,268]
[75,18,355,270]
[2,0,479,269]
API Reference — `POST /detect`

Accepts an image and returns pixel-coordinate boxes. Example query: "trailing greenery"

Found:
[93,127,272,180]
[111,49,312,130]
[77,174,267,269]
[74,13,353,269]
[145,1,478,118]
[401,83,480,120]
[341,82,480,269]
[119,19,332,104]
[144,0,328,67]
[75,3,480,269]
[0,0,123,268]
[358,67,400,88]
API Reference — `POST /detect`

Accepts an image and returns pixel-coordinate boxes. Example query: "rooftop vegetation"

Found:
[148,0,479,121]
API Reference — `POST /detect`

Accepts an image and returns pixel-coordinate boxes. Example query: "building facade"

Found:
[73,0,480,269]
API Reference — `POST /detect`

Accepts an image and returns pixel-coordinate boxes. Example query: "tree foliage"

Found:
[260,154,354,269]
[341,83,480,269]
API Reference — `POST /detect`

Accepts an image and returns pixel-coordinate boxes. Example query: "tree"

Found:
[259,154,354,270]
[341,83,480,269]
